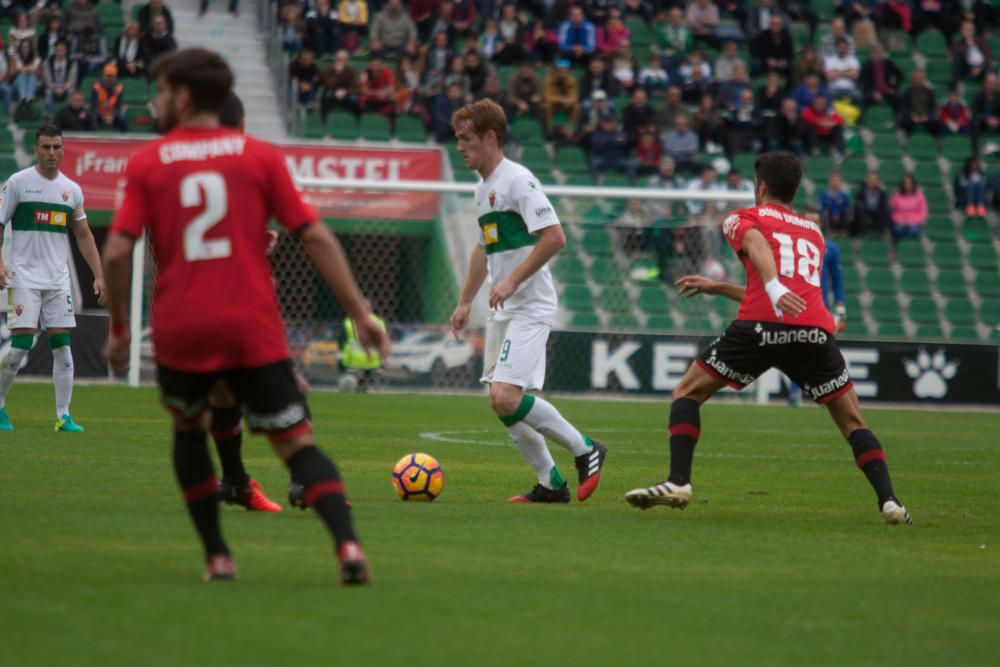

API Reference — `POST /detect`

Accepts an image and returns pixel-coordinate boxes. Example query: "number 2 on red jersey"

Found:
[182,171,231,262]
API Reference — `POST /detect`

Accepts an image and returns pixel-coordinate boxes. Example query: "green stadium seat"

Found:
[581,228,613,255]
[682,316,713,333]
[646,314,676,331]
[961,218,992,243]
[860,239,892,266]
[837,240,856,264]
[394,114,427,142]
[453,168,480,183]
[556,146,589,174]
[563,173,591,186]
[359,113,391,141]
[908,297,940,324]
[907,134,937,160]
[600,172,631,187]
[553,256,586,282]
[124,105,153,130]
[813,0,838,20]
[894,241,926,268]
[910,160,940,186]
[936,270,967,297]
[599,286,630,312]
[950,326,980,340]
[944,298,976,326]
[979,300,1000,326]
[562,284,595,312]
[899,268,932,296]
[941,134,971,161]
[844,295,862,317]
[842,319,869,336]
[638,286,670,314]
[870,295,903,323]
[121,79,148,105]
[916,31,949,58]
[877,323,906,337]
[876,160,906,190]
[732,153,757,175]
[916,324,945,338]
[327,111,358,140]
[608,312,639,329]
[924,186,950,214]
[923,59,952,87]
[839,158,869,184]
[713,296,738,319]
[865,267,896,294]
[932,242,963,270]
[925,216,956,242]
[497,66,516,90]
[303,111,326,139]
[0,156,17,176]
[864,105,894,129]
[0,128,14,152]
[569,312,601,328]
[590,256,622,284]
[968,245,999,272]
[806,156,835,183]
[871,134,903,159]
[841,266,862,293]
[511,116,544,146]
[520,145,551,172]
[974,271,1000,299]
[625,16,652,46]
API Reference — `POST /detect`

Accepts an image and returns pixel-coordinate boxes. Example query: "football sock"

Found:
[50,334,73,418]
[506,421,560,489]
[668,397,701,485]
[211,406,249,485]
[506,394,592,456]
[173,430,229,558]
[286,445,357,547]
[0,334,32,408]
[848,429,897,506]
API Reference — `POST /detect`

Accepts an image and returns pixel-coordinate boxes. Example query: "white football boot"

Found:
[881,499,913,525]
[624,481,693,510]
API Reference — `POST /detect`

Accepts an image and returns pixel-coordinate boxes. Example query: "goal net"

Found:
[130,162,765,399]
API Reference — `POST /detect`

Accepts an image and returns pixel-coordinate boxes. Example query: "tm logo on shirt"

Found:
[34,210,68,227]
[483,223,499,245]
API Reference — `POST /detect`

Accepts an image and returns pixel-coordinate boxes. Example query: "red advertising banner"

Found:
[60,136,443,220]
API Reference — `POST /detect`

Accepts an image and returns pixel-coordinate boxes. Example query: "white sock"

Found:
[52,345,74,418]
[0,347,29,408]
[506,421,560,489]
[523,396,591,456]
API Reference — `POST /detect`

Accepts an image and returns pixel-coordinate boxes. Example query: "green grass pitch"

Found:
[2,384,998,666]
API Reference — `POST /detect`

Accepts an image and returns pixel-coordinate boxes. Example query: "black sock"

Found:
[286,446,357,547]
[668,397,701,485]
[848,429,897,507]
[173,430,229,558]
[211,406,248,485]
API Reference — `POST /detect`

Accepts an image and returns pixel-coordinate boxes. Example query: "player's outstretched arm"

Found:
[70,213,106,305]
[298,222,390,360]
[675,274,746,302]
[101,231,137,373]
[489,224,565,309]
[451,244,487,339]
[742,228,807,318]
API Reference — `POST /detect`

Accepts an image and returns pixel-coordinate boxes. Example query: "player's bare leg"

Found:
[208,382,281,513]
[0,327,36,431]
[625,362,725,510]
[270,434,369,585]
[826,389,912,524]
[170,410,236,581]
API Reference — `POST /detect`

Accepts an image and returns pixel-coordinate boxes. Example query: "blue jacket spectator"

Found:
[822,239,846,329]
[819,171,851,234]
[431,82,465,142]
[590,112,636,185]
[557,6,596,65]
[792,73,829,110]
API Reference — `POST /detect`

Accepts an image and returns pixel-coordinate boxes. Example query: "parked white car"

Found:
[385,329,478,386]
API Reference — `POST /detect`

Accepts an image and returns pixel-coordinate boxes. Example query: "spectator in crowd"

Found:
[450,0,476,37]
[525,19,559,64]
[823,36,861,103]
[692,91,725,151]
[306,0,341,57]
[543,58,580,129]
[72,25,108,78]
[792,72,828,111]
[289,48,321,107]
[338,0,368,53]
[685,163,725,224]
[63,0,99,40]
[590,111,636,184]
[495,3,525,64]
[0,51,10,115]
[954,156,988,216]
[279,3,306,53]
[479,18,503,61]
[655,84,685,134]
[913,0,959,41]
[580,55,618,110]
[802,94,845,157]
[656,7,692,70]
[952,19,990,83]
[423,30,451,78]
[409,0,439,43]
[678,48,711,85]
[359,50,396,116]
[37,15,66,61]
[199,0,239,17]
[971,72,1000,147]
[792,44,822,84]
[889,174,928,242]
[770,96,805,153]
[649,155,681,188]
[598,9,630,54]
[842,0,878,35]
[623,0,655,24]
[722,166,754,211]
[42,39,76,115]
[558,6,596,65]
[90,62,127,131]
[899,68,938,135]
[505,58,543,121]
[714,40,740,83]
[11,39,40,112]
[756,70,785,118]
[319,49,358,119]
[662,113,700,173]
[686,0,721,49]
[939,88,970,134]
[879,0,912,33]
[681,58,711,105]
[428,1,459,48]
[745,0,790,39]
[431,81,464,141]
[143,14,176,63]
[636,129,662,175]
[371,0,418,60]
[819,170,851,235]
[113,22,147,79]
[780,0,819,39]
[623,86,656,143]
[441,54,471,102]
[639,51,669,96]
[137,0,174,36]
[852,170,891,236]
[718,60,750,112]
[725,87,763,155]
[7,12,35,57]
[819,17,854,59]
[609,40,639,94]
[577,89,613,152]
[55,89,95,130]
[750,13,794,78]
[463,49,492,99]
[860,42,903,111]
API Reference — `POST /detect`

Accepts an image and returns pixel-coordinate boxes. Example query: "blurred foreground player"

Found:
[625,152,912,525]
[103,49,390,582]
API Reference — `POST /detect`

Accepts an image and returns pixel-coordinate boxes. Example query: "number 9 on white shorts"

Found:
[480,315,550,391]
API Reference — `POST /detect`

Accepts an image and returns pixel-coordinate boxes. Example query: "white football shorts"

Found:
[480,315,550,391]
[7,287,77,330]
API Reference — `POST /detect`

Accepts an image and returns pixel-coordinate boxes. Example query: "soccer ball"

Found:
[391,453,444,502]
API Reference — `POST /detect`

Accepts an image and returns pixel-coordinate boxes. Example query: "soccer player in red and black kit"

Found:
[102,48,391,582]
[625,152,912,525]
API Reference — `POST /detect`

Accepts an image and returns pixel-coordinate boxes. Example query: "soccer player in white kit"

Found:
[449,99,608,503]
[0,124,106,431]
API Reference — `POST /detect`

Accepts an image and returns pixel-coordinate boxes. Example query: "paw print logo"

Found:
[903,348,959,399]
